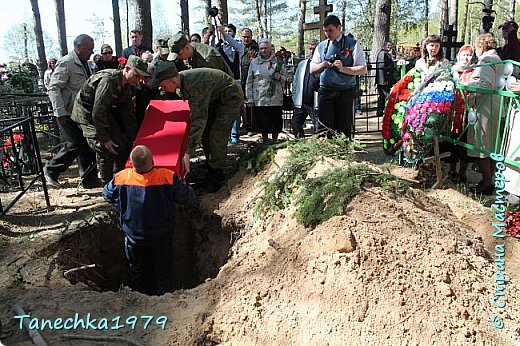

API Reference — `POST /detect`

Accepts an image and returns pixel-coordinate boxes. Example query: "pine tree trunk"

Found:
[480,0,493,33]
[439,0,448,36]
[449,0,458,35]
[370,0,391,63]
[134,0,152,50]
[509,0,515,20]
[461,0,469,42]
[30,0,47,80]
[263,0,268,38]
[341,0,347,28]
[54,0,67,56]
[297,0,306,57]
[424,0,429,38]
[181,0,190,34]
[112,0,122,56]
[204,0,212,26]
[215,0,228,24]
[125,0,130,47]
[254,0,265,38]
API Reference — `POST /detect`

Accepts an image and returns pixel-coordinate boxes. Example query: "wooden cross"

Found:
[442,25,465,61]
[303,0,333,40]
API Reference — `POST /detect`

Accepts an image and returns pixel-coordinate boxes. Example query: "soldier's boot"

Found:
[200,167,224,194]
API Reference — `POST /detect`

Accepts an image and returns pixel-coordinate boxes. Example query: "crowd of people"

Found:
[35,16,520,295]
[386,21,520,202]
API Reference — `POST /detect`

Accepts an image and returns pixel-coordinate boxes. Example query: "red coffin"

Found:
[126,100,191,177]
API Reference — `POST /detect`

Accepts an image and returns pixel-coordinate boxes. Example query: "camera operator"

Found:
[216,23,245,143]
[310,15,367,139]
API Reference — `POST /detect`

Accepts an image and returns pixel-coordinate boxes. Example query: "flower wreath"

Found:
[401,65,455,163]
[266,47,292,98]
[382,68,422,154]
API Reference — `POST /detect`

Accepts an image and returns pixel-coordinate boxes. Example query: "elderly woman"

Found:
[95,44,119,71]
[245,38,286,142]
[467,33,503,195]
[415,35,450,80]
[446,44,474,183]
[43,58,57,90]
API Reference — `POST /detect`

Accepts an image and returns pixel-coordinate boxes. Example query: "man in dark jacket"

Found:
[498,20,520,62]
[291,39,319,138]
[240,28,259,133]
[103,145,195,295]
[121,29,152,59]
[376,41,395,117]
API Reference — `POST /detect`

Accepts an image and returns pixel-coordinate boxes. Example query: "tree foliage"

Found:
[3,22,60,62]
[232,0,297,48]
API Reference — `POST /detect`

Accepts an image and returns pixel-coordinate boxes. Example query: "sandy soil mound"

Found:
[202,185,519,345]
[1,148,519,345]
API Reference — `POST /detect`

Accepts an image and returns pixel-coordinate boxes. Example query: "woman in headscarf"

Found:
[245,38,286,142]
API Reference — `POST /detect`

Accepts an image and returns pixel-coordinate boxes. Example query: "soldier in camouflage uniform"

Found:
[167,31,233,77]
[149,61,243,193]
[71,55,150,184]
[167,31,235,167]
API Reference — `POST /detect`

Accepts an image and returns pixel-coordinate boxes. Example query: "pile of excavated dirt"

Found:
[1,146,520,345]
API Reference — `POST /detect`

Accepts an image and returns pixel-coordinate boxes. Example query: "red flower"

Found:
[506,212,520,238]
[117,57,127,69]
[13,134,23,143]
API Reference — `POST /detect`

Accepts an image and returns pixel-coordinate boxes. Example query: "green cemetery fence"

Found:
[443,60,520,170]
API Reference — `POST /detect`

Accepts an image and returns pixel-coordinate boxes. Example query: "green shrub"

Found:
[295,165,408,227]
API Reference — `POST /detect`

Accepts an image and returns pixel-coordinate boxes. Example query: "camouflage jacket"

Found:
[186,43,234,77]
[71,69,136,143]
[179,68,244,155]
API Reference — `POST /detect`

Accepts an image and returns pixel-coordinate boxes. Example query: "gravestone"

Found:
[442,25,465,61]
[303,0,333,40]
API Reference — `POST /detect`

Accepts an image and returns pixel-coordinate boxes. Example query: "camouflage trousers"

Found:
[201,93,243,170]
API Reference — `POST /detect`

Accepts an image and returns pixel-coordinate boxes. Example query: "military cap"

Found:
[169,32,189,54]
[156,34,171,55]
[126,55,151,77]
[148,60,178,88]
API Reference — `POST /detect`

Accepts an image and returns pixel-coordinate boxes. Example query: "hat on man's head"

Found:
[169,32,189,54]
[126,55,150,77]
[498,20,519,31]
[156,34,171,55]
[148,61,178,88]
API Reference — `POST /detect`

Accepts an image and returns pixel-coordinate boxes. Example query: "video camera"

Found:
[327,54,342,63]
[208,6,219,18]
[327,53,341,68]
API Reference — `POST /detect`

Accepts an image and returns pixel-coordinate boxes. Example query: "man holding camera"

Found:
[310,15,367,139]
